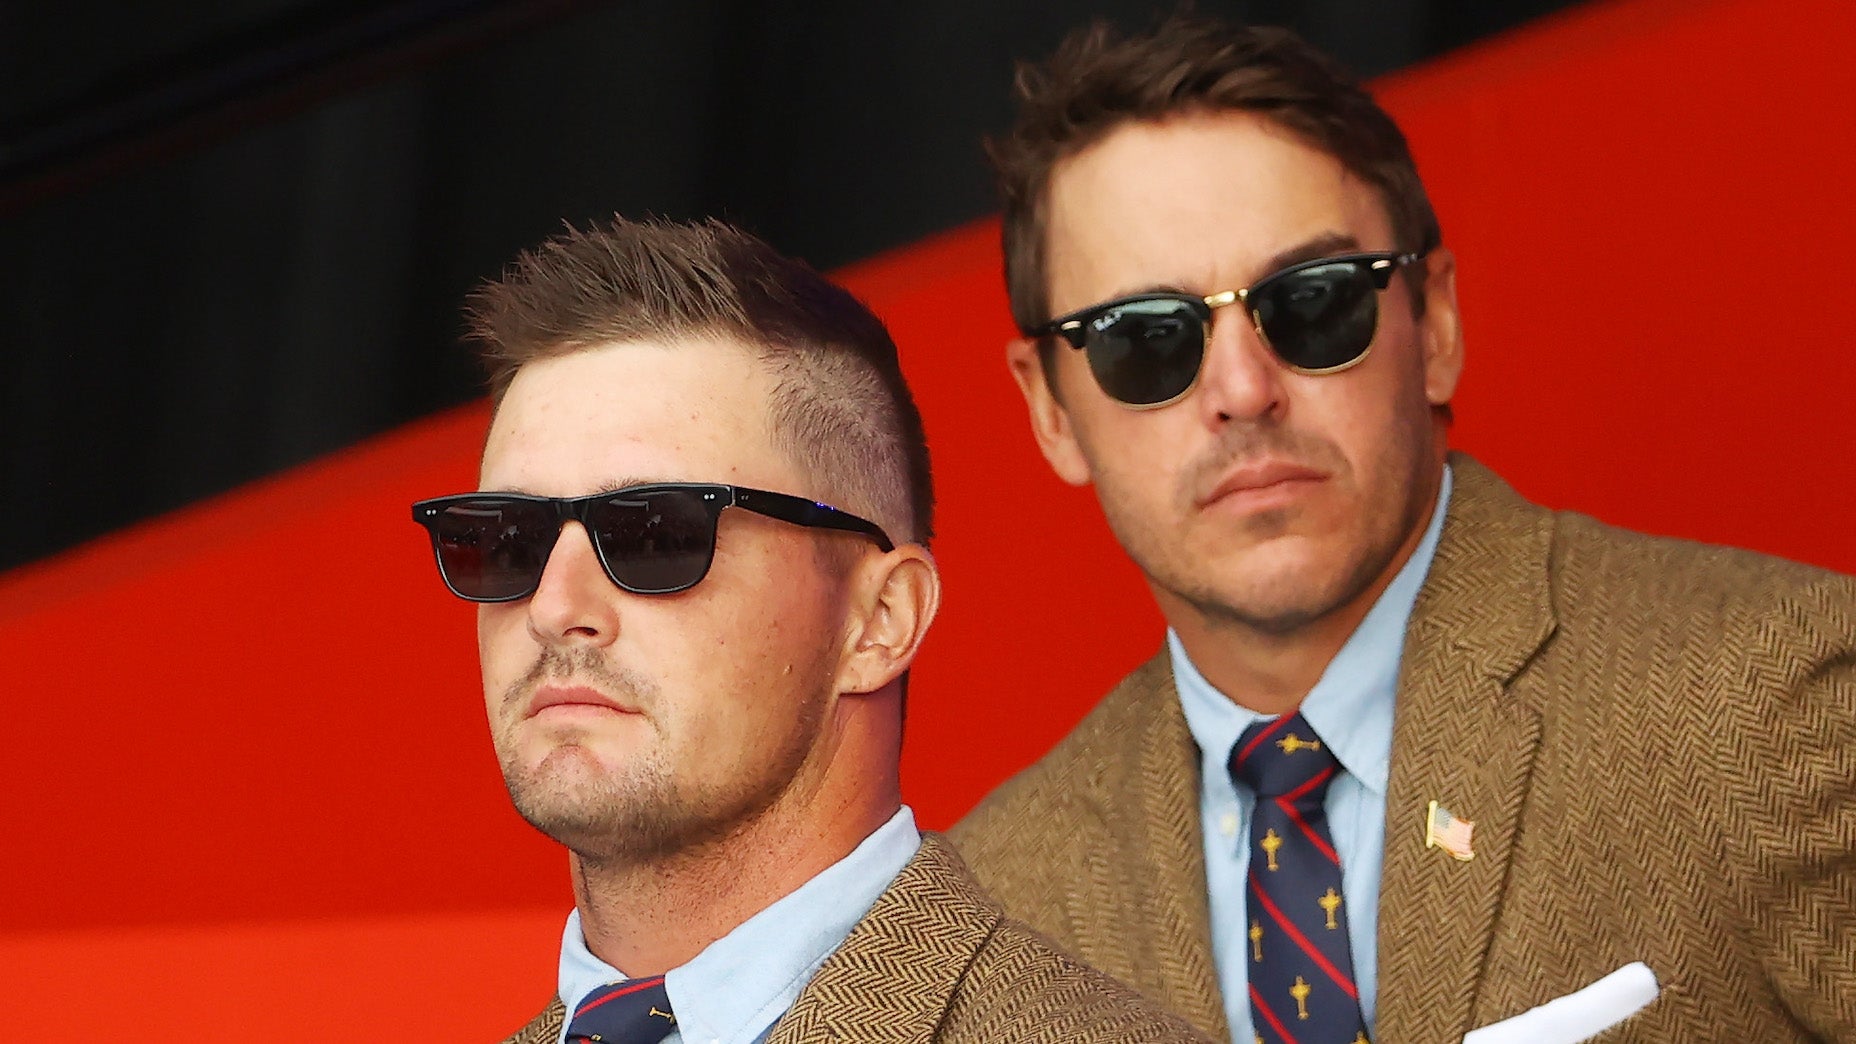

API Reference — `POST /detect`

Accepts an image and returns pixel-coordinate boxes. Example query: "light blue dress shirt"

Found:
[1170,467,1450,1042]
[554,806,922,1044]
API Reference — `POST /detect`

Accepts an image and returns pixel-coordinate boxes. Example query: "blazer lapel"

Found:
[1102,654,1232,1040]
[500,998,563,1044]
[1375,455,1555,1043]
[768,834,994,1044]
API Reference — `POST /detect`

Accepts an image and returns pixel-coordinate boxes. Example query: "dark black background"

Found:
[1,0,1580,572]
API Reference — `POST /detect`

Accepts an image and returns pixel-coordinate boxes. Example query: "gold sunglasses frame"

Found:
[1036,250,1427,411]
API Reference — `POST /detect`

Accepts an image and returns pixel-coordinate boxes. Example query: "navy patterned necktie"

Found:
[1230,713,1370,1044]
[565,975,677,1044]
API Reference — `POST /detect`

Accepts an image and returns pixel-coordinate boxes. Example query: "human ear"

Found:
[834,545,941,696]
[1416,247,1465,405]
[1006,336,1092,487]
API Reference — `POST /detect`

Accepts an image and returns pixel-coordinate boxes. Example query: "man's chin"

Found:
[503,771,644,856]
[502,740,618,793]
[1168,546,1364,634]
[509,724,646,770]
[513,788,734,867]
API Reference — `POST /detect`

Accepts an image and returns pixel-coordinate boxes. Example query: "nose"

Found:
[525,520,620,647]
[1191,300,1287,426]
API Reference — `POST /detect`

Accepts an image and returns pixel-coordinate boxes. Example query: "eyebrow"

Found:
[478,477,675,497]
[1253,232,1363,282]
[592,477,674,495]
[1110,231,1365,300]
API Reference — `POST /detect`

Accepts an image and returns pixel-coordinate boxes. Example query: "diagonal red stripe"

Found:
[1249,872,1359,998]
[1277,796,1341,866]
[1280,764,1334,804]
[1236,716,1293,767]
[1249,983,1301,1044]
[575,975,667,1017]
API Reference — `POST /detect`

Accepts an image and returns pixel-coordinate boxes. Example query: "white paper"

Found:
[1462,962,1659,1044]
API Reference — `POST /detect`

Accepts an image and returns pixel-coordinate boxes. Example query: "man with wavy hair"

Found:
[952,15,1855,1044]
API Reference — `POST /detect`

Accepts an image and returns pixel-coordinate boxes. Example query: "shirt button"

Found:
[1219,812,1238,837]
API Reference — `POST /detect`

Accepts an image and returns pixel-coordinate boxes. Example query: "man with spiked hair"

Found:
[411,216,1212,1044]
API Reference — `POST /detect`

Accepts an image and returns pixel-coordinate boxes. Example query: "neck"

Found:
[1167,454,1446,717]
[1168,604,1368,718]
[570,694,902,977]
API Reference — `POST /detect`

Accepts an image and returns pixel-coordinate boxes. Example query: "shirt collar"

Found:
[557,805,921,1044]
[1171,465,1453,795]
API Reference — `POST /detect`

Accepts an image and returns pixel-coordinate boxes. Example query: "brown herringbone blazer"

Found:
[497,833,1213,1043]
[950,455,1856,1043]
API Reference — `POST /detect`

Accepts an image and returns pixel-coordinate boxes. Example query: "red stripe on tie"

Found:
[1236,716,1293,767]
[1280,764,1334,804]
[1277,795,1341,866]
[1249,872,1359,998]
[1249,982,1301,1044]
[575,975,667,1017]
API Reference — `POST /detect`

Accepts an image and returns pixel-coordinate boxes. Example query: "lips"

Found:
[1198,460,1327,508]
[524,683,637,719]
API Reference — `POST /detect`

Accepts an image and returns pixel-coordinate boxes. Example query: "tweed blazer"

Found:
[497,833,1213,1044]
[950,455,1856,1043]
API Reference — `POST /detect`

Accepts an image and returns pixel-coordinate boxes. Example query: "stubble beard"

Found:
[1105,411,1435,638]
[1173,500,1412,637]
[492,646,830,869]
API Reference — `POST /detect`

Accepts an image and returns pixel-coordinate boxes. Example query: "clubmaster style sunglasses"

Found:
[411,483,895,602]
[1028,250,1427,409]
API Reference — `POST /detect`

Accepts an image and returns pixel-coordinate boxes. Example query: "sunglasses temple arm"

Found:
[784,501,896,552]
[735,490,896,552]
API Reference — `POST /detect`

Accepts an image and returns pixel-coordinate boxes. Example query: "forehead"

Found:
[479,336,787,494]
[1043,111,1391,307]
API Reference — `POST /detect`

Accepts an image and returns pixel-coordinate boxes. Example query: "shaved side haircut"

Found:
[467,216,933,546]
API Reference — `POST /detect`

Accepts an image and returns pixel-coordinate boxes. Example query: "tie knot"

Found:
[1229,713,1340,799]
[566,975,677,1044]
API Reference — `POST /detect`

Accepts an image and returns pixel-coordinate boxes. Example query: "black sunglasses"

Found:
[411,483,895,602]
[1029,250,1426,409]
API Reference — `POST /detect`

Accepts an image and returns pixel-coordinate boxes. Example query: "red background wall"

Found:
[4,0,1853,1036]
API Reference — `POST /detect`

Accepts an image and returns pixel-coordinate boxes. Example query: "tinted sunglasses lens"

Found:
[427,499,556,601]
[1082,298,1207,406]
[1252,261,1380,371]
[587,489,717,594]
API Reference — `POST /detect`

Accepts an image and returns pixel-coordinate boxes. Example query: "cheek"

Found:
[718,604,828,693]
[655,629,813,778]
[1314,344,1430,452]
[1073,405,1194,497]
[637,537,848,735]
[705,590,838,702]
[1310,370,1435,531]
[475,607,531,700]
[664,589,829,709]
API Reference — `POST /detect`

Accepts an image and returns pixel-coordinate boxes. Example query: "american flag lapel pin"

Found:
[1426,800,1475,861]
